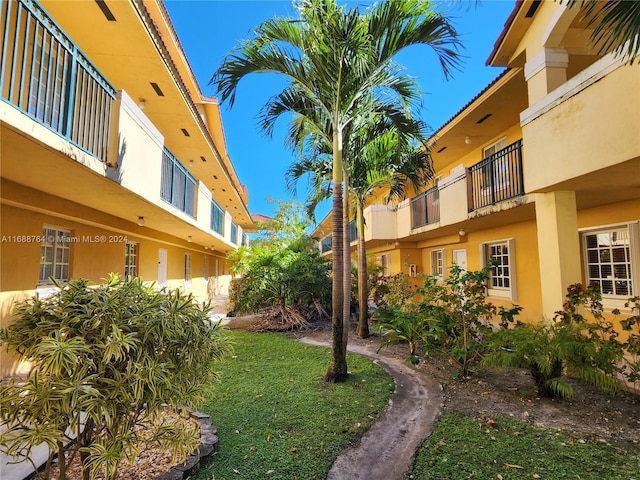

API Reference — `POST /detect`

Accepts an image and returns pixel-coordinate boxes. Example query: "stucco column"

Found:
[534,191,582,318]
[525,48,568,105]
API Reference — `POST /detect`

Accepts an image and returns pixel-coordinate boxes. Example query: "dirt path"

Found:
[299,338,443,480]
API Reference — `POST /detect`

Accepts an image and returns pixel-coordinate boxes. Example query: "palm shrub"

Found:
[227,201,331,330]
[371,273,430,362]
[0,275,230,480]
[483,283,627,399]
[418,265,522,376]
[228,243,331,329]
[374,305,431,363]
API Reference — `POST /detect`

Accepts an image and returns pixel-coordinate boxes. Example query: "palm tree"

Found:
[212,0,459,382]
[287,110,433,339]
[350,118,433,338]
[564,1,640,64]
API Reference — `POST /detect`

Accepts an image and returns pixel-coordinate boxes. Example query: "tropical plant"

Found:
[212,0,460,382]
[228,201,331,330]
[0,275,230,480]
[287,112,433,339]
[483,283,627,399]
[374,306,430,362]
[564,0,640,64]
[620,296,640,389]
[417,265,521,376]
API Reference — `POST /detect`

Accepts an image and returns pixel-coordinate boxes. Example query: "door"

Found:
[158,249,168,289]
[453,249,467,271]
[214,258,219,296]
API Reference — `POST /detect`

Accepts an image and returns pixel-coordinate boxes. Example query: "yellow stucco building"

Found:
[316,1,640,324]
[0,0,254,375]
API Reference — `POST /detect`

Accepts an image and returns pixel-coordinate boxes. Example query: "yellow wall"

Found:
[523,63,640,192]
[414,221,543,322]
[0,202,231,377]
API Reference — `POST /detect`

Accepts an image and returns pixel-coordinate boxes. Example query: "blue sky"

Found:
[163,0,516,222]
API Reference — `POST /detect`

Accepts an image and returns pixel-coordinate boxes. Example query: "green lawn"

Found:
[192,331,395,480]
[192,332,640,480]
[413,411,640,479]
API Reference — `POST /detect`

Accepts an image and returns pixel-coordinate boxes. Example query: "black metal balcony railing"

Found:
[1,0,116,162]
[468,139,524,211]
[411,185,440,229]
[161,147,196,217]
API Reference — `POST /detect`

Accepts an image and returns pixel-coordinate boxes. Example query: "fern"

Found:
[484,284,629,399]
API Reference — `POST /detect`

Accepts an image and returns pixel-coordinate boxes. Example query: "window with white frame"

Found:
[582,224,638,300]
[430,249,445,277]
[40,227,70,283]
[480,238,517,300]
[124,243,138,278]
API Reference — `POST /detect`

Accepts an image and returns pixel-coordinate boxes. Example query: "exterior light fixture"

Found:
[187,236,193,243]
[465,136,471,145]
[138,99,146,110]
[189,160,194,167]
[459,228,466,236]
[137,216,145,226]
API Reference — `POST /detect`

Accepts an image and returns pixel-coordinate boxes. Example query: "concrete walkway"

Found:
[299,338,444,480]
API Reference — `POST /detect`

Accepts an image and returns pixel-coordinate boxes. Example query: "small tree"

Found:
[417,265,522,376]
[0,275,230,480]
[483,283,628,399]
[228,201,331,329]
[372,273,428,363]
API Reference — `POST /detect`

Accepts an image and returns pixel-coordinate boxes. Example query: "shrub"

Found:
[483,283,628,399]
[619,296,640,389]
[373,306,430,362]
[373,265,521,371]
[369,273,414,309]
[418,265,522,376]
[227,201,331,330]
[0,275,230,480]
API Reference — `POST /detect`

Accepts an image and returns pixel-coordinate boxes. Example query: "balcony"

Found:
[410,185,440,229]
[1,0,115,163]
[160,147,196,217]
[318,220,358,254]
[468,139,524,212]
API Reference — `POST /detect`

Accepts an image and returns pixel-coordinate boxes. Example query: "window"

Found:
[230,222,238,245]
[160,148,196,216]
[583,225,636,298]
[40,227,70,283]
[483,137,508,158]
[480,239,517,300]
[28,42,66,128]
[376,254,391,276]
[124,243,138,278]
[321,235,332,253]
[430,249,445,277]
[211,200,224,235]
[348,220,358,242]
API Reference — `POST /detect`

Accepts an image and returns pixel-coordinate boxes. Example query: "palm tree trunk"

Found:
[356,200,370,338]
[325,127,348,382]
[342,166,351,354]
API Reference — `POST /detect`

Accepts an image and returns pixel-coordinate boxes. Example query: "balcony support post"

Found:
[534,190,582,318]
